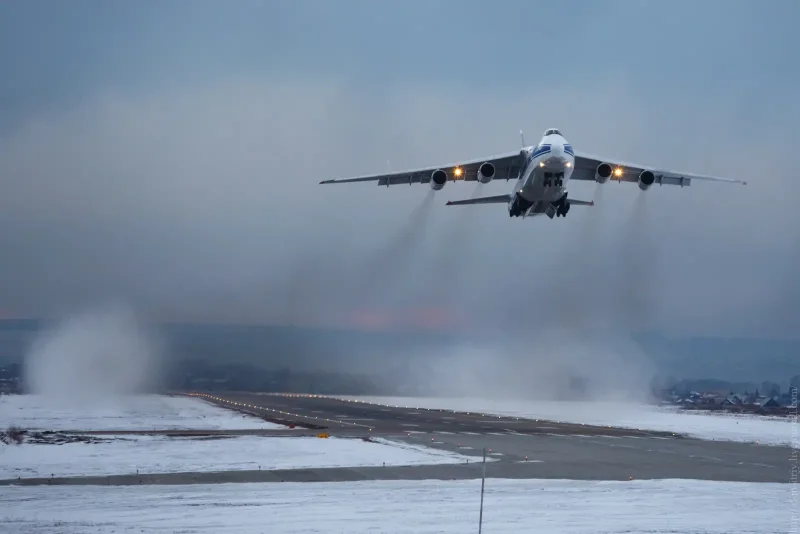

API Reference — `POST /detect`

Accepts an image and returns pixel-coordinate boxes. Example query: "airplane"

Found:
[319,128,747,219]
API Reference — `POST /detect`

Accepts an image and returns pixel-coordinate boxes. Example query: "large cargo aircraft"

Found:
[320,128,746,219]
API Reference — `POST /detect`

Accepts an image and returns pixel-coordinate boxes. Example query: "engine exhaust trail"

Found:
[356,190,436,305]
[426,183,484,305]
[612,190,656,330]
[271,191,437,327]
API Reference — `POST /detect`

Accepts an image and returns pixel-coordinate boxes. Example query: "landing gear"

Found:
[554,192,570,218]
[544,172,565,188]
[508,192,534,217]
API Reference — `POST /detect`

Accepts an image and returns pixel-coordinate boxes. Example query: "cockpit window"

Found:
[544,128,562,136]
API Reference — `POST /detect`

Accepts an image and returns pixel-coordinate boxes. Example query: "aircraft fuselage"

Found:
[509,131,575,218]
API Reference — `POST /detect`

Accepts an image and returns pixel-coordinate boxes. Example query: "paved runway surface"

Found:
[3,393,790,486]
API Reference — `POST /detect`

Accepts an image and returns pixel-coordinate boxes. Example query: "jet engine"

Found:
[477,162,495,184]
[430,169,447,190]
[638,170,655,191]
[595,163,613,184]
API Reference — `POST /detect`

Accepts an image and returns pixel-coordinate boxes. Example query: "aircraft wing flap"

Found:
[445,194,512,206]
[320,150,525,186]
[571,152,747,187]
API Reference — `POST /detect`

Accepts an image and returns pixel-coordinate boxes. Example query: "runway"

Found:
[3,393,789,486]
[182,393,793,483]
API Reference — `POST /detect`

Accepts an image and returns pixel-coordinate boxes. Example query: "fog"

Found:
[22,304,164,406]
[1,2,798,402]
[412,334,655,402]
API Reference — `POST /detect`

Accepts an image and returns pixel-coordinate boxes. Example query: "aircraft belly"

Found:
[522,168,564,203]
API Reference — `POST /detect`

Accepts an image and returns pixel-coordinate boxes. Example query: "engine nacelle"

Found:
[477,162,495,184]
[638,170,655,191]
[430,169,447,190]
[595,162,613,184]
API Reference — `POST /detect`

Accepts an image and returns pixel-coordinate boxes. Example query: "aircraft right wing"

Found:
[571,151,747,187]
[320,150,526,187]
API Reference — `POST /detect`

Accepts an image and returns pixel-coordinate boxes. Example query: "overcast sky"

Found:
[0,0,798,339]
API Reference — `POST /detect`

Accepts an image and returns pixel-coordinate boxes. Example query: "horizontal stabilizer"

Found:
[567,198,594,206]
[446,194,512,206]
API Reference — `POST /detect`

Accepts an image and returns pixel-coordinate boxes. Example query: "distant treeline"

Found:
[165,359,398,396]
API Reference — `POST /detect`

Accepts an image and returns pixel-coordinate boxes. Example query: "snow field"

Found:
[0,394,283,431]
[2,478,790,533]
[0,434,472,479]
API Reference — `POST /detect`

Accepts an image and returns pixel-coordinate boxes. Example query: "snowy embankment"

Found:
[0,393,283,431]
[0,434,471,479]
[2,478,789,533]
[339,396,797,448]
[0,394,472,479]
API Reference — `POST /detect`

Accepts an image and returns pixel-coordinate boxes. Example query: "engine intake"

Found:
[595,163,613,184]
[477,162,495,184]
[638,170,655,191]
[430,169,447,190]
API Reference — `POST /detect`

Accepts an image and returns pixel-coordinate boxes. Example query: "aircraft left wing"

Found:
[320,150,526,186]
[571,152,747,187]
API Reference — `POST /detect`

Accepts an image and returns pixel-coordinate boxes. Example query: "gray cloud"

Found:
[0,75,795,340]
[0,1,797,347]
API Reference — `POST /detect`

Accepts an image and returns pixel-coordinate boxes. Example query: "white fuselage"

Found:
[509,132,575,216]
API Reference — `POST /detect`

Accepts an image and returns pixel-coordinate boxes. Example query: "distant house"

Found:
[759,397,780,408]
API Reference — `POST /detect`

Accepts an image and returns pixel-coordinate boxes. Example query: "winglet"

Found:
[446,201,453,205]
[590,200,595,206]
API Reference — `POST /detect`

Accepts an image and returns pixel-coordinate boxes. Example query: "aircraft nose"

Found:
[550,144,564,157]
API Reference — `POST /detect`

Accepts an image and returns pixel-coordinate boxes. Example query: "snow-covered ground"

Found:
[0,435,471,479]
[339,396,797,448]
[0,394,282,431]
[3,478,790,533]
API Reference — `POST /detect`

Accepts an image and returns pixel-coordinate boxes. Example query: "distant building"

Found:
[759,397,780,408]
